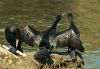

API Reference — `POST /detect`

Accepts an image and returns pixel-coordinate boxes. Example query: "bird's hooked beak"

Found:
[61,12,66,16]
[67,10,73,17]
[68,10,72,14]
[16,37,19,47]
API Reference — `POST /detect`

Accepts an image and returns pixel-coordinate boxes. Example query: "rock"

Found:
[8,60,13,64]
[0,44,84,69]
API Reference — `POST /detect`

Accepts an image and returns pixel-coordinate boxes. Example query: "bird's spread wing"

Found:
[70,34,85,52]
[48,29,71,48]
[21,25,42,46]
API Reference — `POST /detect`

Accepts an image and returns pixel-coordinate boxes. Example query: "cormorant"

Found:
[5,26,23,53]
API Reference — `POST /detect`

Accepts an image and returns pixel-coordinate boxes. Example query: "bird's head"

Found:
[67,11,73,18]
[55,12,65,20]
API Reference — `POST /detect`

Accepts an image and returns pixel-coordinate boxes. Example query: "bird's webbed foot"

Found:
[70,50,77,62]
[67,48,71,53]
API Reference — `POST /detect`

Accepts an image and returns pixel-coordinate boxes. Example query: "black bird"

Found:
[67,12,84,60]
[5,26,23,53]
[34,47,51,64]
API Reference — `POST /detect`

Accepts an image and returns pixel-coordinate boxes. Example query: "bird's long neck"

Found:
[39,33,50,49]
[67,13,80,37]
[48,17,61,31]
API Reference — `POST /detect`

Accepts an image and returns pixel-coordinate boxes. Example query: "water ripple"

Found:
[0,28,5,32]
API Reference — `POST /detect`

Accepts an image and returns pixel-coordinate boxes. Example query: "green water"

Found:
[0,0,100,69]
[0,0,73,45]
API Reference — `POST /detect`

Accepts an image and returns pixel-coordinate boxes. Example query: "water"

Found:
[0,0,73,45]
[0,0,100,69]
[84,51,100,69]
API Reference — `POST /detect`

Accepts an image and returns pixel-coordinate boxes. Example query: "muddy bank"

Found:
[0,44,84,69]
